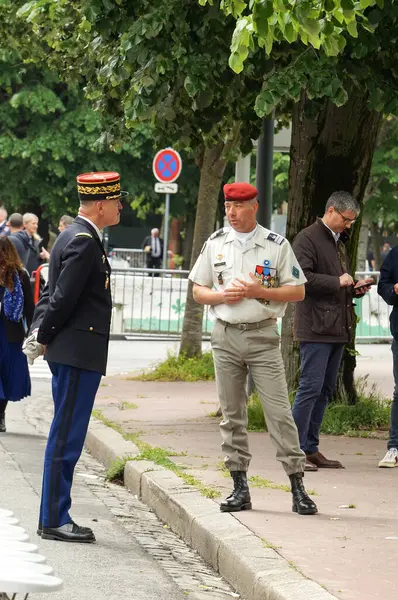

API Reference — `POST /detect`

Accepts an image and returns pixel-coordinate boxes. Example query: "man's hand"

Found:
[394,283,398,295]
[339,273,354,287]
[232,273,264,299]
[40,247,50,260]
[222,284,245,304]
[353,278,374,295]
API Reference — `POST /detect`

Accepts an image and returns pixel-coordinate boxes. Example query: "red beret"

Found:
[223,182,258,201]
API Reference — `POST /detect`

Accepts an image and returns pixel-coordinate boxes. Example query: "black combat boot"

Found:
[289,473,318,515]
[220,471,252,512]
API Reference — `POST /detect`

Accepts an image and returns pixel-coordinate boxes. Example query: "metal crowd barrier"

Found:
[109,268,392,341]
[354,271,392,341]
[31,264,392,342]
[110,267,212,337]
[108,248,146,269]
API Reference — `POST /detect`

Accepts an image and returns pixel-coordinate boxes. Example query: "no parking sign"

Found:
[152,148,182,187]
[152,148,182,268]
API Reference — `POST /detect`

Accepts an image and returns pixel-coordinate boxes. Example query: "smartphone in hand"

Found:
[354,280,375,293]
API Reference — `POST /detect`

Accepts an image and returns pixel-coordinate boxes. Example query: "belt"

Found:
[216,318,276,331]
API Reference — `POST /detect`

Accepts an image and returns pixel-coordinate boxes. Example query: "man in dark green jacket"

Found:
[292,191,372,471]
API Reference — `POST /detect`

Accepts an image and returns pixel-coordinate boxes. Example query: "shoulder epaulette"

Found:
[75,232,93,238]
[266,231,285,245]
[210,227,228,240]
[200,227,228,254]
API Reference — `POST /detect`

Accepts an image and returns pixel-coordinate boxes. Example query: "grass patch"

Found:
[119,401,138,411]
[249,475,317,495]
[206,411,219,418]
[247,380,391,436]
[129,351,215,382]
[262,538,281,550]
[216,460,230,478]
[105,457,130,482]
[92,410,220,499]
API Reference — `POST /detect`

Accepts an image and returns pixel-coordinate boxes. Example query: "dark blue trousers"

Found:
[39,362,102,528]
[388,339,398,450]
[292,343,344,455]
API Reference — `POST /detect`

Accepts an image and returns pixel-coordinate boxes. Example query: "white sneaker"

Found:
[378,448,398,468]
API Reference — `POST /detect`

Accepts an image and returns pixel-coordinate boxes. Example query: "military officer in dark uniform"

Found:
[26,171,126,543]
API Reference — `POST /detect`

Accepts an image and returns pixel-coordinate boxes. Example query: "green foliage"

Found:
[321,397,390,435]
[202,0,378,72]
[0,1,201,222]
[132,351,215,382]
[15,0,269,159]
[247,385,390,435]
[105,456,130,482]
[364,117,398,233]
[200,1,398,121]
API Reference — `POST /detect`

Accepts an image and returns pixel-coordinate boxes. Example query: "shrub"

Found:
[247,385,391,436]
[132,351,215,382]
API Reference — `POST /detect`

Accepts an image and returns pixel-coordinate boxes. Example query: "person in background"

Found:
[381,242,391,263]
[58,214,74,233]
[0,237,34,433]
[8,213,24,235]
[141,228,164,274]
[10,213,50,275]
[292,191,373,471]
[0,207,10,236]
[377,244,398,467]
[366,247,375,272]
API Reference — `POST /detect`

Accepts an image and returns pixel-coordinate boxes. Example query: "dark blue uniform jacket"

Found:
[378,246,398,341]
[33,216,112,375]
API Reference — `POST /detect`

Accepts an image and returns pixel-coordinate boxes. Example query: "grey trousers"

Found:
[211,320,305,475]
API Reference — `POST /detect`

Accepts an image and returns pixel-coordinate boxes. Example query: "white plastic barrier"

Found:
[0,510,63,598]
[0,517,19,526]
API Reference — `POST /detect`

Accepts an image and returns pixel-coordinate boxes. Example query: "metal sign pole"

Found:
[163,192,170,269]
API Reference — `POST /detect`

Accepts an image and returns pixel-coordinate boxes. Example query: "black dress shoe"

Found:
[289,473,318,515]
[41,521,95,543]
[0,413,6,433]
[220,471,252,512]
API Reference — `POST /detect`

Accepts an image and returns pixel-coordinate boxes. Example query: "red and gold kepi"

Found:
[76,171,128,202]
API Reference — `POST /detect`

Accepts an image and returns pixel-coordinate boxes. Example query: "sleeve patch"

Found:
[75,232,93,238]
[292,266,300,279]
[267,231,285,245]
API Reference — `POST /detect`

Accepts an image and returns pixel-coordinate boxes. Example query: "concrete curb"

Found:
[85,418,337,600]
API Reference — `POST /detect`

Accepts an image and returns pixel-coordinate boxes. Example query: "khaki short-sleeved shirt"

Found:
[189,224,306,324]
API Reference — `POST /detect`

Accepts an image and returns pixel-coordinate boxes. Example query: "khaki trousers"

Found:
[211,320,305,475]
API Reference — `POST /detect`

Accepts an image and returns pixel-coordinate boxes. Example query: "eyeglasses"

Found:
[334,208,356,225]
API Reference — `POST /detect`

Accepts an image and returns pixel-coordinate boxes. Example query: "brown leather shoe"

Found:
[304,459,318,472]
[306,451,344,469]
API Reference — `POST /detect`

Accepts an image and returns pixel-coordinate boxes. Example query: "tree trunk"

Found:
[182,214,195,270]
[281,89,382,396]
[179,143,229,357]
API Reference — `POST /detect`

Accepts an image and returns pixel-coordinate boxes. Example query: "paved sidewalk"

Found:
[2,393,242,600]
[94,374,398,600]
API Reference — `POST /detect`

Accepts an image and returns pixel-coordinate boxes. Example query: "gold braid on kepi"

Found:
[76,172,129,201]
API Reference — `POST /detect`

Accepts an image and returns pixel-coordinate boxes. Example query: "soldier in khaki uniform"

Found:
[189,182,317,516]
